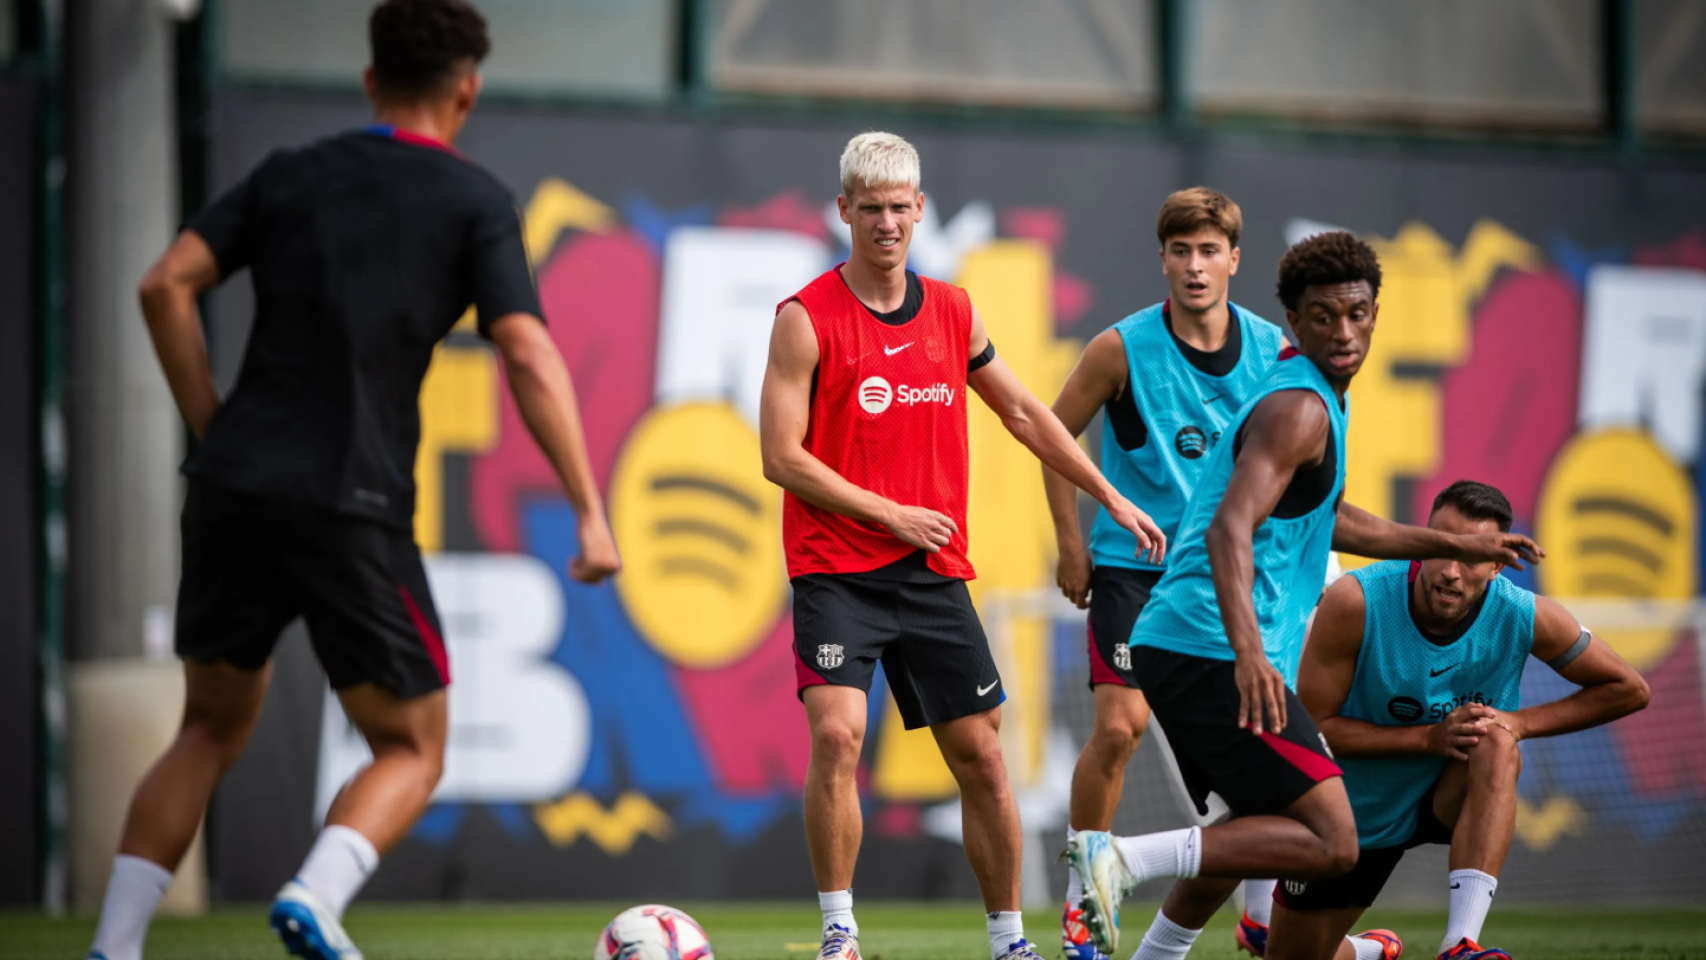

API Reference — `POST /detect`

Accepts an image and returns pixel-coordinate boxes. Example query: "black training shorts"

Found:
[175,481,450,699]
[792,573,1003,730]
[1132,646,1341,818]
[1087,566,1162,689]
[1276,777,1454,911]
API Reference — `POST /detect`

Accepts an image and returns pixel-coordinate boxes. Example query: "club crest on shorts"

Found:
[1285,880,1307,896]
[1113,642,1132,672]
[817,644,845,669]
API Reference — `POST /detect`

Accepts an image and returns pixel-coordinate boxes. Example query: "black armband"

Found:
[1547,627,1593,670]
[968,339,996,373]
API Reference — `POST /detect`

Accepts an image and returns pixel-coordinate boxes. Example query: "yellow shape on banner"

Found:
[1514,795,1587,851]
[523,177,616,266]
[610,402,786,670]
[414,345,498,553]
[1341,220,1541,569]
[1536,428,1697,670]
[533,791,673,855]
[873,241,1076,801]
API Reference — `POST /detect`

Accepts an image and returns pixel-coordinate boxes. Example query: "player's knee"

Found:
[1322,835,1359,878]
[945,741,1007,791]
[180,703,257,767]
[1304,824,1359,879]
[810,721,864,773]
[1089,714,1144,763]
[1471,722,1522,777]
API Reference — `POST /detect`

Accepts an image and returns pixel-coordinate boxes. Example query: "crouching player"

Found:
[1267,481,1651,960]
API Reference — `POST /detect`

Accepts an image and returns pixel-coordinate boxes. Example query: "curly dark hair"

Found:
[370,0,490,100]
[1275,231,1382,311]
[1432,479,1514,532]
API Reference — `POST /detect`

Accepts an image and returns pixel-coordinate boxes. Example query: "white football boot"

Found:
[1065,830,1137,956]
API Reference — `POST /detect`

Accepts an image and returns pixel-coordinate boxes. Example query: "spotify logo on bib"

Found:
[1387,696,1424,722]
[859,376,894,414]
[1175,425,1209,459]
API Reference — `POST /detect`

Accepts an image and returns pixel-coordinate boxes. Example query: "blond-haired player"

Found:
[760,132,1166,960]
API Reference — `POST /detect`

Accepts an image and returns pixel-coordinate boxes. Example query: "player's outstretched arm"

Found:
[1300,576,1493,759]
[967,308,1166,563]
[489,314,620,584]
[759,302,956,553]
[1041,328,1129,607]
[1206,390,1332,734]
[1332,500,1544,570]
[1496,598,1651,741]
[139,231,223,438]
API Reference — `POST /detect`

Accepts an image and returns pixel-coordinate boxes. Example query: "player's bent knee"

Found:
[1322,839,1359,879]
[1300,824,1359,880]
[1471,723,1523,774]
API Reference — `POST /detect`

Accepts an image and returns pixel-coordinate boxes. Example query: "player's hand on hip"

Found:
[569,512,622,584]
[1426,703,1495,760]
[1234,651,1287,735]
[1056,544,1092,609]
[1107,497,1167,565]
[1454,532,1544,570]
[884,504,958,554]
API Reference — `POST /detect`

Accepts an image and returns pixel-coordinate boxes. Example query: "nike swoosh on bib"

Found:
[884,342,914,356]
[1430,664,1459,677]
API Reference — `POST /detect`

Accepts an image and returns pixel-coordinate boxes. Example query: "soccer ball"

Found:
[593,904,714,960]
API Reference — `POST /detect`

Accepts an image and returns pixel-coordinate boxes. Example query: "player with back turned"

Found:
[1040,187,1289,960]
[759,132,1167,960]
[85,3,619,959]
[1264,480,1648,960]
[1065,232,1544,960]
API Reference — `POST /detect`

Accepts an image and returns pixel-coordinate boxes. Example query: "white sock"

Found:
[819,889,857,937]
[1441,868,1498,952]
[1114,826,1202,883]
[294,825,379,918]
[1349,934,1387,960]
[89,854,173,960]
[987,910,1024,959]
[1065,827,1083,905]
[1130,908,1201,960]
[1244,878,1277,925]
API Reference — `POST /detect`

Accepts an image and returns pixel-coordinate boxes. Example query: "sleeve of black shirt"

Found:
[184,163,264,279]
[468,191,544,338]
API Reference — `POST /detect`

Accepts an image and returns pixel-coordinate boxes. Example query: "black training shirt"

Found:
[184,126,541,530]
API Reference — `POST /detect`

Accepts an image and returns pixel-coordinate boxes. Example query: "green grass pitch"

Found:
[5,902,1703,959]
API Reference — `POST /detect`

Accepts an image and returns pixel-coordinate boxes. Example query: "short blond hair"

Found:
[839,131,920,196]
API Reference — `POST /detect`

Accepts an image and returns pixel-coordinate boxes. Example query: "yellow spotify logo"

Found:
[1536,428,1697,668]
[610,403,786,670]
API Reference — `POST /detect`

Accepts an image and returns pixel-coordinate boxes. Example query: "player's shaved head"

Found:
[369,0,490,101]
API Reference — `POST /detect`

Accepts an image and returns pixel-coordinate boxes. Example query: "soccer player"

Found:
[1040,187,1288,960]
[1066,232,1543,960]
[85,3,619,959]
[759,132,1167,960]
[1265,480,1650,960]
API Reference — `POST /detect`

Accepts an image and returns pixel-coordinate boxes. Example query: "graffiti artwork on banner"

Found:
[314,173,1706,858]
